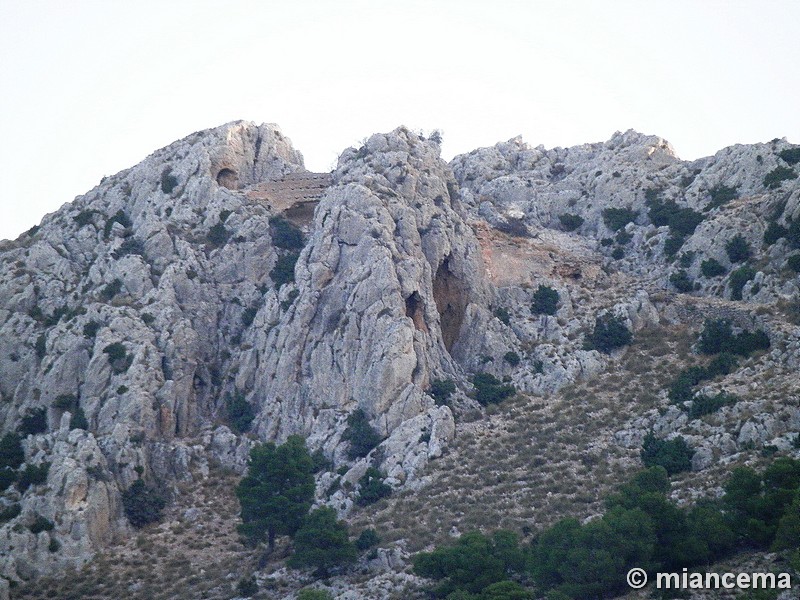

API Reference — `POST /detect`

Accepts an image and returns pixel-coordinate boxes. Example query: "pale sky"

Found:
[1,0,798,241]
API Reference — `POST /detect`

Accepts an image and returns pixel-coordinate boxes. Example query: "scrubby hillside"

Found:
[1,124,799,599]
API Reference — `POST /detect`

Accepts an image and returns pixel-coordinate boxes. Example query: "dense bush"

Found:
[29,515,55,534]
[342,409,382,460]
[728,265,756,300]
[103,342,131,374]
[764,165,797,189]
[19,408,47,436]
[429,379,456,406]
[688,392,738,419]
[17,462,50,493]
[0,468,16,492]
[763,221,788,245]
[471,373,516,406]
[414,530,526,598]
[356,467,392,506]
[269,216,305,249]
[779,147,800,165]
[122,480,167,527]
[70,407,89,431]
[787,253,800,272]
[698,319,770,356]
[270,252,299,288]
[588,314,632,353]
[558,213,584,231]
[100,278,123,301]
[707,185,738,209]
[602,207,638,231]
[356,528,381,551]
[288,507,357,577]
[725,235,751,263]
[531,284,559,315]
[493,307,510,326]
[236,576,258,597]
[236,436,315,550]
[640,432,693,475]
[669,270,693,293]
[503,351,521,366]
[0,504,21,525]
[647,197,704,237]
[663,235,684,257]
[0,433,24,471]
[611,247,625,260]
[789,219,800,249]
[700,257,727,277]
[207,222,230,248]
[225,391,255,434]
[112,237,145,260]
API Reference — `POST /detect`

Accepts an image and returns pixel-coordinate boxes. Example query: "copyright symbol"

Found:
[627,568,647,589]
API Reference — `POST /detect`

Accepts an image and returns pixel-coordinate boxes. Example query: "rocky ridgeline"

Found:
[0,122,798,589]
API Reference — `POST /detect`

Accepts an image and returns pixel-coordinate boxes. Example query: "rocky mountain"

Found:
[1,122,799,599]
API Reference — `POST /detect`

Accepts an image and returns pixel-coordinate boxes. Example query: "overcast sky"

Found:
[1,0,798,240]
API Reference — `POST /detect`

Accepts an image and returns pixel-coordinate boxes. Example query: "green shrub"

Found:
[122,480,167,527]
[602,207,638,231]
[668,365,710,403]
[103,342,131,374]
[663,235,684,257]
[706,352,739,377]
[531,285,559,315]
[356,528,381,551]
[558,213,584,231]
[700,258,727,277]
[83,320,101,339]
[112,237,145,260]
[615,229,633,245]
[611,247,624,260]
[725,235,751,263]
[688,392,738,419]
[73,209,100,228]
[269,216,305,249]
[343,409,382,460]
[588,314,632,353]
[19,408,47,436]
[236,576,258,597]
[48,537,61,553]
[669,270,693,293]
[225,391,255,434]
[471,373,515,406]
[70,407,89,431]
[787,253,800,272]
[356,467,392,506]
[698,319,770,356]
[493,307,511,326]
[707,185,738,209]
[288,507,357,577]
[503,351,520,366]
[241,305,258,327]
[414,530,526,598]
[668,207,704,238]
[0,433,25,470]
[207,222,230,248]
[779,147,800,165]
[0,468,16,492]
[29,514,55,534]
[728,265,756,300]
[763,221,788,245]
[17,462,50,493]
[789,219,800,249]
[270,252,299,288]
[160,168,179,194]
[53,394,77,410]
[0,504,21,524]
[764,165,797,189]
[641,432,693,475]
[429,379,456,406]
[100,278,123,301]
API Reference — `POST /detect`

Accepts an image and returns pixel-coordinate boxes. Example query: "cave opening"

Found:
[432,256,467,353]
[216,168,239,190]
[405,291,429,333]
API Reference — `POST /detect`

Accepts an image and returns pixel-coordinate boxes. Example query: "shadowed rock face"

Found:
[433,256,468,353]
